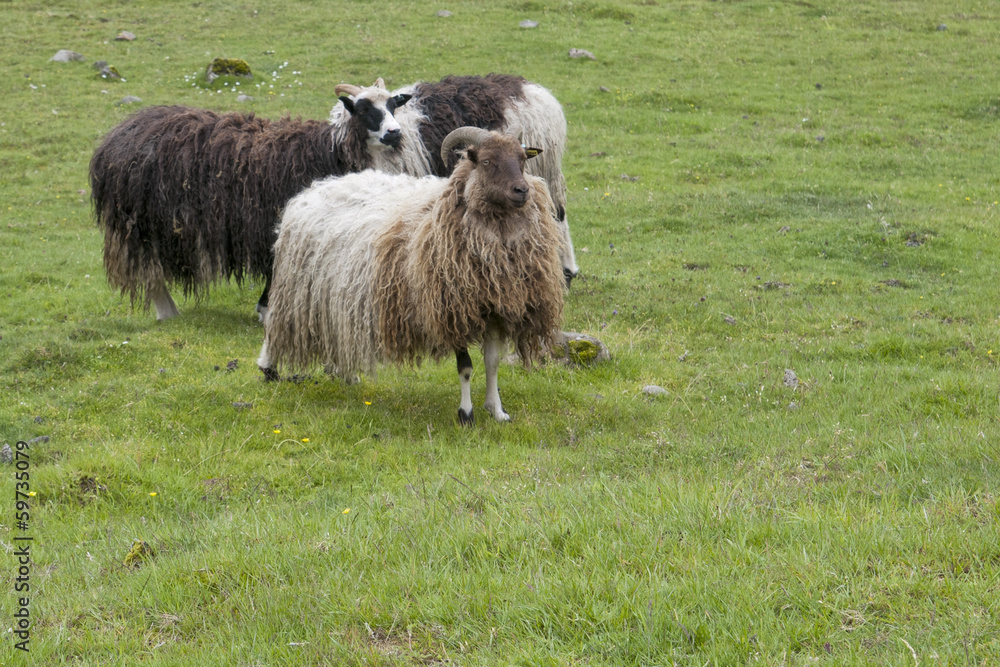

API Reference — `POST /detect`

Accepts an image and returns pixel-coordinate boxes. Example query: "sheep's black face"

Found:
[339,93,411,149]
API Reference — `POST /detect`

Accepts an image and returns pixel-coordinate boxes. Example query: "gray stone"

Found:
[94,61,123,80]
[116,95,142,106]
[0,444,11,464]
[936,24,947,31]
[642,385,668,397]
[115,30,136,41]
[520,20,538,28]
[569,48,596,60]
[551,331,610,365]
[783,369,799,388]
[788,401,800,411]
[28,436,50,445]
[205,58,253,84]
[436,10,452,17]
[237,94,254,102]
[50,50,85,63]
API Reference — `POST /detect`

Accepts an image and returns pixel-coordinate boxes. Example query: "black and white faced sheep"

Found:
[358,73,579,287]
[257,127,566,424]
[89,78,411,320]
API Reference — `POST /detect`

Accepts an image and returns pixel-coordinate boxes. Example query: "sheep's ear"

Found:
[339,96,356,114]
[465,146,478,164]
[524,147,543,159]
[392,94,412,108]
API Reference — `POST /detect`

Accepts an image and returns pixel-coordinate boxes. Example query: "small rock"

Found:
[569,48,596,60]
[0,444,12,464]
[115,30,136,41]
[936,24,947,31]
[520,20,538,28]
[599,86,610,92]
[205,57,253,84]
[436,10,452,17]
[232,401,254,410]
[815,135,825,142]
[34,416,44,424]
[94,61,123,80]
[123,539,155,568]
[783,369,799,388]
[116,95,142,106]
[642,385,668,397]
[756,281,790,291]
[236,94,254,102]
[551,331,610,365]
[778,225,791,234]
[50,49,85,63]
[724,315,736,325]
[788,401,800,411]
[620,173,639,182]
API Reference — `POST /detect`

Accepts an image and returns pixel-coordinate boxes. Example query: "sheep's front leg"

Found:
[456,348,474,426]
[149,281,180,320]
[482,336,510,422]
[257,338,279,382]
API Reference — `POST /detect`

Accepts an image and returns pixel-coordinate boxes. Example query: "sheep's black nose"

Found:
[513,184,528,195]
[563,267,577,289]
[380,129,402,147]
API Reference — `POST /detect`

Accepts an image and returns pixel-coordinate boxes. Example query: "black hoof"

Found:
[260,366,280,382]
[458,407,474,426]
[563,268,577,289]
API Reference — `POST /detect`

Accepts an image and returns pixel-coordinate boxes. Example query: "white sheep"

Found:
[257,127,566,423]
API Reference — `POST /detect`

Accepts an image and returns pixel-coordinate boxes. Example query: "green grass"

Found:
[2,0,1000,664]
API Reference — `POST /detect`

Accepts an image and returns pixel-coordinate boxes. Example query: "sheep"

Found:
[349,73,579,287]
[89,78,412,320]
[257,127,565,424]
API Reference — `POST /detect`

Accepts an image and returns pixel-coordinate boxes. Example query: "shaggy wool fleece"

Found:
[264,165,565,378]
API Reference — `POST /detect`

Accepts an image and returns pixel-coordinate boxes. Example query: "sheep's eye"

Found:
[481,160,490,166]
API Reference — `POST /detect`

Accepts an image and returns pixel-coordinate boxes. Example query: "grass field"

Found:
[2,0,999,664]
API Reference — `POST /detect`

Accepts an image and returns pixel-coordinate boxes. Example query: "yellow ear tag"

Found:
[524,147,543,158]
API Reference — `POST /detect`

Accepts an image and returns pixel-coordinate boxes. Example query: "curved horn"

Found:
[440,126,492,167]
[504,119,524,142]
[334,83,362,97]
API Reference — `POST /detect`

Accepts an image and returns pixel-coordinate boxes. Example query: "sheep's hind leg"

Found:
[149,282,180,320]
[456,348,474,426]
[482,336,510,422]
[255,272,272,323]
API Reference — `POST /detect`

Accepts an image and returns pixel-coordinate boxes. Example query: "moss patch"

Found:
[122,539,155,568]
[206,57,253,83]
[567,339,601,364]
